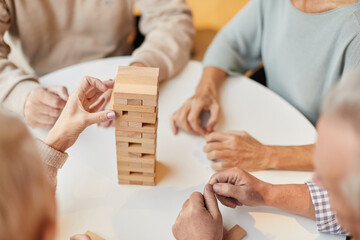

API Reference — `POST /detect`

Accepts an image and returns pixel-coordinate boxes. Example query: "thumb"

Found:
[212,183,238,199]
[203,184,220,218]
[86,111,115,126]
[206,104,219,132]
[48,86,69,101]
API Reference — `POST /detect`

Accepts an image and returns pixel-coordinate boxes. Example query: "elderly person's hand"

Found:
[204,131,270,171]
[24,86,69,128]
[172,184,223,240]
[170,66,226,136]
[209,167,271,208]
[171,94,220,135]
[44,76,115,152]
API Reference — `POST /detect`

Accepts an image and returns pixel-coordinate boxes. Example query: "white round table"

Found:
[32,57,343,240]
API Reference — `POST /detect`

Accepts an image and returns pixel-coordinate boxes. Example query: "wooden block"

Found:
[117,151,142,158]
[112,104,155,113]
[115,83,157,96]
[142,181,155,186]
[114,98,127,104]
[142,99,157,106]
[129,121,142,127]
[118,165,155,173]
[143,172,155,177]
[128,111,142,117]
[117,143,155,154]
[116,131,142,139]
[129,162,142,168]
[118,170,130,175]
[118,172,155,182]
[116,142,129,147]
[130,180,143,185]
[116,136,155,144]
[127,99,142,105]
[142,163,155,169]
[118,179,130,184]
[85,231,105,240]
[116,121,128,127]
[114,92,157,101]
[223,225,247,240]
[117,75,158,86]
[116,124,156,134]
[117,114,156,124]
[142,133,156,139]
[117,156,155,164]
[142,143,155,149]
[141,112,157,118]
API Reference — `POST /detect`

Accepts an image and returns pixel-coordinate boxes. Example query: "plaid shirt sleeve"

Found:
[306,181,348,235]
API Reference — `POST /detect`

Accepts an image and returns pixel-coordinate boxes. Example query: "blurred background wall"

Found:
[186,0,249,60]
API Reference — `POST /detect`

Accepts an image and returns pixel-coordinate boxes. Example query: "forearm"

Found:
[195,67,227,97]
[133,0,194,81]
[264,183,315,219]
[265,144,315,170]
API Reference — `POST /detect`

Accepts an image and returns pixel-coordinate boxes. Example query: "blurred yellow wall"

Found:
[186,0,249,60]
[186,0,249,31]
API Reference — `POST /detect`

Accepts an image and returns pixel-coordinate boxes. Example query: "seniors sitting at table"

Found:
[173,69,360,239]
[171,0,360,171]
[0,0,194,129]
[0,76,116,240]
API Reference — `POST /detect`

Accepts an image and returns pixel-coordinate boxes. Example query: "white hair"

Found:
[322,67,360,215]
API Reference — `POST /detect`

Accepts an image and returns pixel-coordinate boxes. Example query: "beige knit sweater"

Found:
[0,0,194,116]
[36,139,68,187]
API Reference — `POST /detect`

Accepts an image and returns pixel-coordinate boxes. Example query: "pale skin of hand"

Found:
[172,184,223,240]
[24,86,69,129]
[204,131,315,171]
[171,66,315,171]
[209,167,315,219]
[170,66,226,135]
[98,61,147,128]
[44,76,115,152]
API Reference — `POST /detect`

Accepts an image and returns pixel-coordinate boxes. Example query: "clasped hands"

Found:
[173,167,271,240]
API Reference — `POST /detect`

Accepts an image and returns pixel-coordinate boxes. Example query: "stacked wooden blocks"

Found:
[109,66,159,186]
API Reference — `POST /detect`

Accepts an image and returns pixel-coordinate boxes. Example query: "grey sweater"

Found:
[203,0,360,124]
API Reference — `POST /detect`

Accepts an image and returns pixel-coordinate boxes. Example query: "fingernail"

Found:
[107,111,115,119]
[213,184,220,193]
[205,184,213,193]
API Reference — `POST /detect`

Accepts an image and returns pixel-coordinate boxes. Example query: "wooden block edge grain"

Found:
[85,231,106,240]
[223,224,247,240]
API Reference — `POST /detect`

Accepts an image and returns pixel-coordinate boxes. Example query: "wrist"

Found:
[261,183,276,207]
[44,127,72,153]
[263,145,279,169]
[195,67,226,97]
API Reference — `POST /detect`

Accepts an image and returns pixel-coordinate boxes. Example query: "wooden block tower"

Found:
[109,66,159,186]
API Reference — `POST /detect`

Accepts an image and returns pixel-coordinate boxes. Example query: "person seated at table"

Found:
[170,0,360,171]
[0,76,116,239]
[0,0,194,129]
[172,69,360,239]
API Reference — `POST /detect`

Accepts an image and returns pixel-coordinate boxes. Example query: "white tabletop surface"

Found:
[31,57,344,240]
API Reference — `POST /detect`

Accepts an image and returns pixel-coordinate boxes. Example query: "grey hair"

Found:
[322,67,360,215]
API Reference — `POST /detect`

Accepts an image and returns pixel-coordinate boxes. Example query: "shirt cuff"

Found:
[2,80,39,117]
[306,181,347,235]
[36,139,68,170]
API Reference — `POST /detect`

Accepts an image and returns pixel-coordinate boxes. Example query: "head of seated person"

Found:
[0,112,56,240]
[314,68,360,237]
